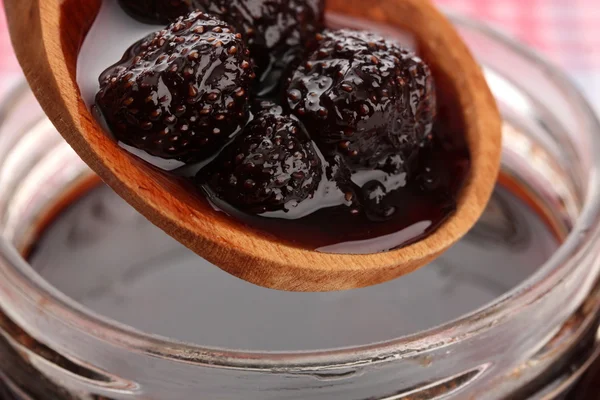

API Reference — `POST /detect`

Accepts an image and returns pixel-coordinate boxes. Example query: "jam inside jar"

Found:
[25,177,559,350]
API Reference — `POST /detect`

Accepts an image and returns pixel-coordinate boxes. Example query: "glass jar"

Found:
[1,14,600,400]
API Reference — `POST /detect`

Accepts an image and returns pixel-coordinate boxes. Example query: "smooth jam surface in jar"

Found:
[26,175,560,351]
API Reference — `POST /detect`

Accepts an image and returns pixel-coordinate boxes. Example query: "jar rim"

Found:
[1,14,600,370]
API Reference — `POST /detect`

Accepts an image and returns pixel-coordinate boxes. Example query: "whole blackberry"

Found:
[201,106,322,214]
[286,29,436,173]
[118,0,325,94]
[96,11,255,164]
[201,0,325,92]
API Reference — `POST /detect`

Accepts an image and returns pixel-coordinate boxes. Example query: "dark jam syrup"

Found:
[24,181,561,349]
[198,74,470,253]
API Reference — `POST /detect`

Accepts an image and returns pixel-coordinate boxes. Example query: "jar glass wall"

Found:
[1,15,600,400]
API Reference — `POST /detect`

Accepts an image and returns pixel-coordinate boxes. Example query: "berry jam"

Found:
[80,1,470,253]
[199,79,468,253]
[95,11,255,165]
[25,179,562,350]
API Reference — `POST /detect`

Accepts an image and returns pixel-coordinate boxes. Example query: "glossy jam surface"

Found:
[27,180,560,351]
[94,11,256,164]
[78,0,470,253]
[199,96,468,253]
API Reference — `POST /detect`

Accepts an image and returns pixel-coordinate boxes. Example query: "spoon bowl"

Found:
[4,0,501,291]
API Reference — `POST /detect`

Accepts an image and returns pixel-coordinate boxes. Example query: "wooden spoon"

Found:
[4,0,501,292]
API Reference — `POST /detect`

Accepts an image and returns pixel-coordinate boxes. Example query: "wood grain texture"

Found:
[4,0,502,291]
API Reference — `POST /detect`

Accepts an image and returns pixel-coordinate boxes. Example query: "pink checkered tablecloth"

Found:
[0,0,599,112]
[435,0,600,113]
